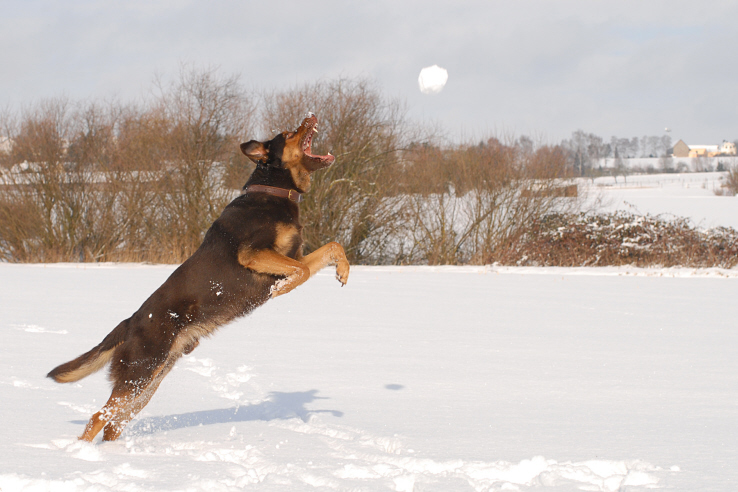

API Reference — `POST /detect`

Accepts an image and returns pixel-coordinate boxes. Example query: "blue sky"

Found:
[2,0,737,144]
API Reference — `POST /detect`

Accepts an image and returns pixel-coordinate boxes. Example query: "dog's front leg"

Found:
[239,249,311,298]
[300,242,350,286]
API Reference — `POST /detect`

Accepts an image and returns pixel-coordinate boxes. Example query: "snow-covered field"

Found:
[2,263,737,491]
[587,172,738,229]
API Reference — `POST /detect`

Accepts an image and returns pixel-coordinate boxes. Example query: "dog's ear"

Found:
[240,140,269,164]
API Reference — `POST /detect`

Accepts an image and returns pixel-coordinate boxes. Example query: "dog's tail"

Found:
[47,319,129,383]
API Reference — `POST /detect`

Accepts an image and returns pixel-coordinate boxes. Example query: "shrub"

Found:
[496,211,738,268]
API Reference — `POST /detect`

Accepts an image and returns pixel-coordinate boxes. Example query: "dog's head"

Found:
[240,113,335,192]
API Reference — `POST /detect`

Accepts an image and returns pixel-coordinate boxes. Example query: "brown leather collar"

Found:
[244,184,303,203]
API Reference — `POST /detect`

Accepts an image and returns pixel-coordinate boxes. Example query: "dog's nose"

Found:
[303,112,318,126]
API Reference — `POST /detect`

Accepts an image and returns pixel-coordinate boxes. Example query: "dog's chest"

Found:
[274,223,303,258]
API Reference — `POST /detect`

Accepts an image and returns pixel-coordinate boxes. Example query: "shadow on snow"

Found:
[72,390,343,436]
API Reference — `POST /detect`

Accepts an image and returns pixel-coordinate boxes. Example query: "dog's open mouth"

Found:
[300,114,335,169]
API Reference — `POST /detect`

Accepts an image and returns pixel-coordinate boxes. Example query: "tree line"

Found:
[1,67,734,265]
[560,130,673,176]
[559,130,738,177]
[0,68,580,264]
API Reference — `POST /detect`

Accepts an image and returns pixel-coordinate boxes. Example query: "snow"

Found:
[2,262,737,491]
[418,65,448,94]
[587,172,738,229]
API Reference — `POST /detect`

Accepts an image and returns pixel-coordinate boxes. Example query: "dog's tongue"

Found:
[311,152,334,165]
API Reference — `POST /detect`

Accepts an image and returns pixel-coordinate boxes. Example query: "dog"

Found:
[47,113,350,442]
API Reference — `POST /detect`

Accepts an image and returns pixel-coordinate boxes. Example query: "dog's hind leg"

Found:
[79,387,134,442]
[80,355,175,442]
[102,359,177,441]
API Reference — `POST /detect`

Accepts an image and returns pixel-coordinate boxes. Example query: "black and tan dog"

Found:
[47,114,349,442]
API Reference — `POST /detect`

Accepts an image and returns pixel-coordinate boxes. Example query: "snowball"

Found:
[418,65,449,94]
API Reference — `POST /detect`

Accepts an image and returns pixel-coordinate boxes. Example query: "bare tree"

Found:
[628,137,639,158]
[562,130,606,177]
[151,65,254,260]
[724,164,738,195]
[0,98,79,261]
[613,147,628,183]
[260,78,418,263]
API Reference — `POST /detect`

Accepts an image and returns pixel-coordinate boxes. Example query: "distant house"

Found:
[689,145,719,158]
[720,140,737,155]
[672,140,690,157]
[671,139,736,158]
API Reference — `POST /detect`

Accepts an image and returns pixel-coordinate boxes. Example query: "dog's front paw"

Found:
[269,278,290,298]
[336,260,350,287]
